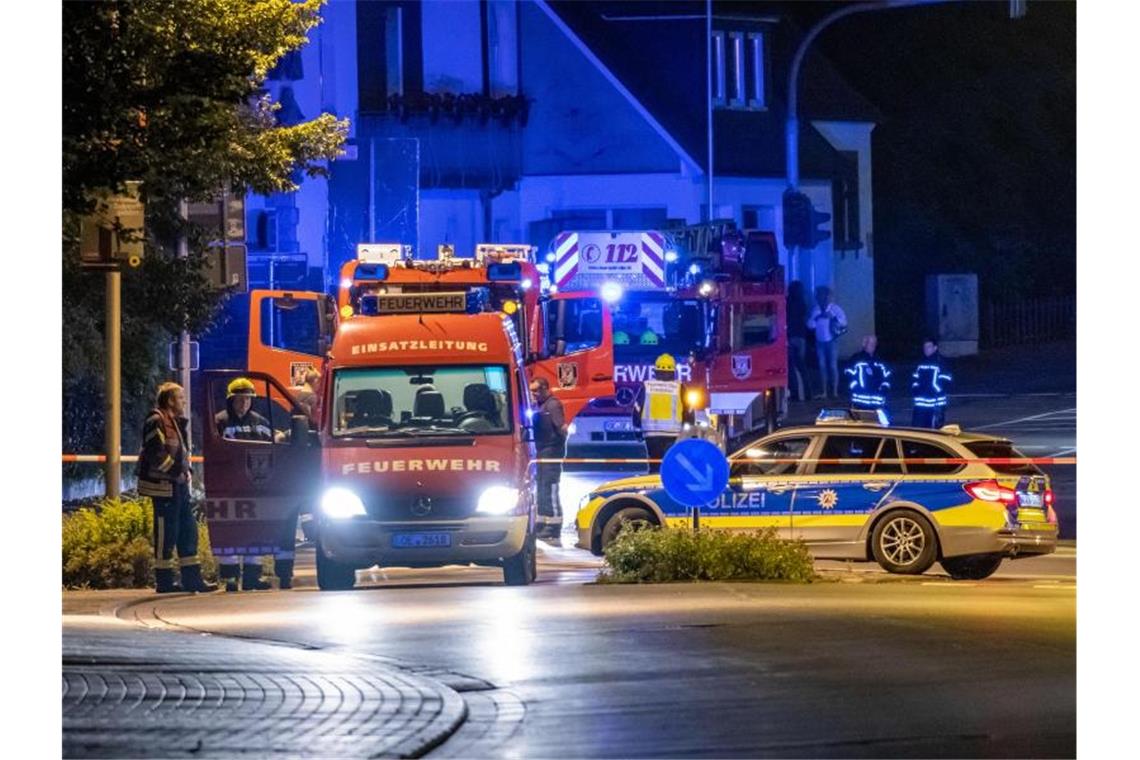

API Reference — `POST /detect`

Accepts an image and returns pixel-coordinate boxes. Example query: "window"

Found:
[547,297,603,355]
[385,6,404,97]
[260,296,320,356]
[712,30,765,110]
[731,301,778,349]
[963,440,1041,476]
[485,0,518,97]
[613,295,707,359]
[733,437,812,477]
[901,439,963,475]
[873,438,903,474]
[832,150,861,250]
[815,436,885,475]
[333,365,512,437]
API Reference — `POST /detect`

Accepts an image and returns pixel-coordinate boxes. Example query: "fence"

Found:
[982,295,1075,348]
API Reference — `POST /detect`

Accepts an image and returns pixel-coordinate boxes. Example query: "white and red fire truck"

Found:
[546,226,788,452]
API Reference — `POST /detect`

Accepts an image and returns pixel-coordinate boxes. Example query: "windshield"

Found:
[332,364,513,438]
[612,295,709,359]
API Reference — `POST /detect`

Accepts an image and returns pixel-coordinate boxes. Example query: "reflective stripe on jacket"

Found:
[137,408,189,498]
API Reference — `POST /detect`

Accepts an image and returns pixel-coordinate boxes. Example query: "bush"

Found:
[62,497,217,589]
[600,524,816,583]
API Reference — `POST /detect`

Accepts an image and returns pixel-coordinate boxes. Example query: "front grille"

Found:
[365,494,477,521]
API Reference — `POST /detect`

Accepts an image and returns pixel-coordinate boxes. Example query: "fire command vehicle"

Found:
[547,226,788,454]
[198,243,615,589]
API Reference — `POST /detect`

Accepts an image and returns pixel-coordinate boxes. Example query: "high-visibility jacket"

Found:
[846,350,891,408]
[911,354,952,409]
[640,379,683,435]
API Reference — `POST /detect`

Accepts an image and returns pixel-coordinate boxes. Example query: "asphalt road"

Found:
[128,545,1076,758]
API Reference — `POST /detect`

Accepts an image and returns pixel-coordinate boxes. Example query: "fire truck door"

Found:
[199,370,320,556]
[247,290,336,392]
[532,291,615,421]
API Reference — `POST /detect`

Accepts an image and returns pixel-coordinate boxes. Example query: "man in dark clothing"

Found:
[530,377,567,544]
[845,335,892,420]
[911,338,953,428]
[212,377,291,591]
[786,281,811,401]
[138,382,216,594]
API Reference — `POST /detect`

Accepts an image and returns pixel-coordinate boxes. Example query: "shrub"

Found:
[600,524,815,583]
[62,497,217,589]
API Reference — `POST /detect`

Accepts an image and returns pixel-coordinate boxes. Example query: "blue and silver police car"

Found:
[575,415,1058,579]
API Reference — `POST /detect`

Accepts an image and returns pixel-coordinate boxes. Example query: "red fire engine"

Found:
[548,226,787,451]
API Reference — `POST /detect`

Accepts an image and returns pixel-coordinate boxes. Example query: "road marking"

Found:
[971,407,1077,431]
[921,582,976,587]
[1033,584,1076,590]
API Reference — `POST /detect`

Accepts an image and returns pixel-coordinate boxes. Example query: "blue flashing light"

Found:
[339,278,352,289]
[664,250,678,263]
[545,252,557,263]
[487,261,522,281]
[354,263,390,281]
[521,278,533,290]
[688,263,701,276]
[600,281,623,303]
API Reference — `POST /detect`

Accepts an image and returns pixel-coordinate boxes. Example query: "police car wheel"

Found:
[871,510,938,575]
[316,544,357,591]
[503,532,537,586]
[940,553,1003,580]
[600,507,654,552]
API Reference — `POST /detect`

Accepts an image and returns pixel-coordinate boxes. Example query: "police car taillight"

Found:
[1044,488,1055,507]
[964,480,1017,504]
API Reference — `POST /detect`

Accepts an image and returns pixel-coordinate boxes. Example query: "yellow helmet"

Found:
[655,353,676,372]
[613,330,630,345]
[226,377,257,398]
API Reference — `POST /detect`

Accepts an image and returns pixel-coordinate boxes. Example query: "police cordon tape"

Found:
[63,454,1076,466]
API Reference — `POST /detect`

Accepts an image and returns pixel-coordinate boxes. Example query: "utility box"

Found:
[925,273,978,357]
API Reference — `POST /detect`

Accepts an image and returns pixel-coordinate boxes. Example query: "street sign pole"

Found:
[178,200,192,441]
[104,267,121,499]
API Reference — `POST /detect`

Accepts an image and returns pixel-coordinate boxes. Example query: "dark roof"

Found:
[547,1,881,177]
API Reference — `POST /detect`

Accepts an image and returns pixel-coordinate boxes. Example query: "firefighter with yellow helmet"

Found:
[633,353,690,473]
[212,377,295,591]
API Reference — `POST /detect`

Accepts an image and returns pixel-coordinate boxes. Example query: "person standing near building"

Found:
[910,338,953,428]
[807,286,848,399]
[846,335,892,419]
[213,377,292,590]
[137,382,217,594]
[530,377,567,543]
[635,353,685,473]
[786,281,811,401]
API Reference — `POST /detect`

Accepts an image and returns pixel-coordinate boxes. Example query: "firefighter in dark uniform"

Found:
[910,338,953,428]
[530,376,567,544]
[213,377,294,591]
[138,382,217,593]
[845,335,892,420]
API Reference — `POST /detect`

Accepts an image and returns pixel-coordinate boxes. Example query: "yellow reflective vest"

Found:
[641,379,683,435]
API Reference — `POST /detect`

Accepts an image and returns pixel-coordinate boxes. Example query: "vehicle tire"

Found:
[503,532,537,586]
[870,509,938,575]
[599,506,654,552]
[940,553,1003,580]
[316,542,357,591]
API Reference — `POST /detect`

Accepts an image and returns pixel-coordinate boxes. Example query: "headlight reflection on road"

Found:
[474,590,535,684]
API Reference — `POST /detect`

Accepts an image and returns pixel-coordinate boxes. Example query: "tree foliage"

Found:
[62,0,347,459]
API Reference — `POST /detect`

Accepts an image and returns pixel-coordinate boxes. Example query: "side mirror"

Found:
[290,414,310,445]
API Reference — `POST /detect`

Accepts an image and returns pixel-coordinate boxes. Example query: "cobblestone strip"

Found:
[63,629,466,758]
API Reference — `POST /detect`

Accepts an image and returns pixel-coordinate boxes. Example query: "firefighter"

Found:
[212,378,294,591]
[137,382,216,594]
[530,377,567,544]
[910,338,953,428]
[635,353,686,474]
[845,335,892,419]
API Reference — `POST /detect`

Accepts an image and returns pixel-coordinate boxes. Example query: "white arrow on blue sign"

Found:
[660,438,730,508]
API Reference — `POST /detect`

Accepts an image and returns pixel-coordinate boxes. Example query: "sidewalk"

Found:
[63,593,466,758]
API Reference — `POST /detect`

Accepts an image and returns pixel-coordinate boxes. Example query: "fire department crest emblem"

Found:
[731,354,752,380]
[817,489,839,510]
[558,362,579,389]
[245,449,273,486]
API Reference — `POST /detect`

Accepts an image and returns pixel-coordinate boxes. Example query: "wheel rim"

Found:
[880,517,926,566]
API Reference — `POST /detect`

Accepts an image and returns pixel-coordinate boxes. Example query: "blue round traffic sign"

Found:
[660,438,730,508]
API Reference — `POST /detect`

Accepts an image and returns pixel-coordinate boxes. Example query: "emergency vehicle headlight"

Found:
[321,487,367,519]
[684,388,705,409]
[502,299,519,315]
[698,280,716,297]
[477,485,520,515]
[340,305,354,319]
[664,250,678,263]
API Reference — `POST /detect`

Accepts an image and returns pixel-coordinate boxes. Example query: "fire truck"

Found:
[548,226,788,452]
[197,243,615,588]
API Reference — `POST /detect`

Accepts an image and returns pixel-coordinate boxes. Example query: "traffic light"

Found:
[782,190,831,250]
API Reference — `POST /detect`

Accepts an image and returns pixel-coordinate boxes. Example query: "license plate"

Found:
[1018,492,1043,507]
[391,532,452,548]
[604,420,633,432]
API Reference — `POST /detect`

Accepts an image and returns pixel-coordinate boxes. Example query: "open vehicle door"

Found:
[247,290,336,392]
[199,370,320,558]
[530,291,614,421]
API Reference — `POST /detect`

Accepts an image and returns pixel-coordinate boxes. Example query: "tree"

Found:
[62,0,347,467]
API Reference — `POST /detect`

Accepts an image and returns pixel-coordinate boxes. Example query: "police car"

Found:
[575,412,1058,579]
